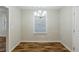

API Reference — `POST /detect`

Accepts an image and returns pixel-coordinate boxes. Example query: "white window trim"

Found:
[33,11,48,33]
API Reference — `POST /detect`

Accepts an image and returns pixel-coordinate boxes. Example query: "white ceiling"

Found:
[17,6,63,10]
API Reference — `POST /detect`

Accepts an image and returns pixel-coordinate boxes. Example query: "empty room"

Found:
[0,6,79,52]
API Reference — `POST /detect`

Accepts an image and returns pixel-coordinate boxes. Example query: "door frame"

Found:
[0,6,9,52]
[72,6,79,52]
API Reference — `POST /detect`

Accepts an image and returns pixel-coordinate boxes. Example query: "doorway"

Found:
[0,6,9,52]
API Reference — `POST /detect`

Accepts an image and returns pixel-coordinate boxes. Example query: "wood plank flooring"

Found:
[0,37,6,52]
[13,42,70,52]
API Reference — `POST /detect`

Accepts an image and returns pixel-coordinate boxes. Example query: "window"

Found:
[33,10,47,33]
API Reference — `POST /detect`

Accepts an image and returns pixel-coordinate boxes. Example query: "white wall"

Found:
[0,7,8,36]
[9,7,22,51]
[21,9,59,42]
[59,7,73,51]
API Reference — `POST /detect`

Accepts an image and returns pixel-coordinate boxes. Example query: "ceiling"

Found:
[17,6,63,10]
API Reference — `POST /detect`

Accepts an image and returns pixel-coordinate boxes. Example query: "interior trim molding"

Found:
[9,41,20,52]
[21,40,61,42]
[61,42,72,52]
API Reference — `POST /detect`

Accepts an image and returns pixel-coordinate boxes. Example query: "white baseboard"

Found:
[61,42,72,52]
[9,41,21,52]
[21,40,60,42]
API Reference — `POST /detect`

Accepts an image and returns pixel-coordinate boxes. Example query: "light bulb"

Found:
[42,11,47,16]
[37,13,40,16]
[38,10,42,14]
[34,12,37,16]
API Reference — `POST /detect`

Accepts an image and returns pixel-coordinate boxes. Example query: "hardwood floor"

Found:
[0,37,6,52]
[12,42,70,52]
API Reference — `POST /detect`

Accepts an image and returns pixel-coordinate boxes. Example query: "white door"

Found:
[73,7,79,52]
